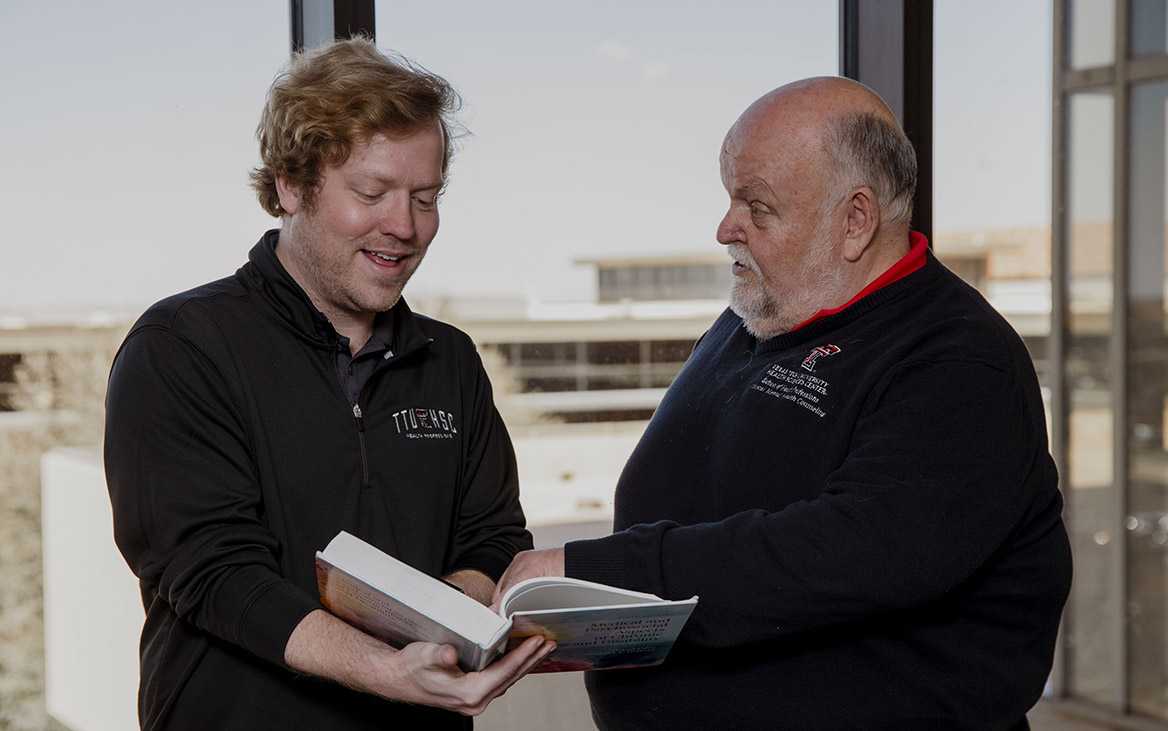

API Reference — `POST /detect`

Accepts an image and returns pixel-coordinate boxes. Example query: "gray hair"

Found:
[825,112,917,228]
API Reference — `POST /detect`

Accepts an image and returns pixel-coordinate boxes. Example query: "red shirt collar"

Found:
[790,231,928,332]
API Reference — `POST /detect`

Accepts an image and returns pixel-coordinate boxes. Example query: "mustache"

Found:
[727,244,761,276]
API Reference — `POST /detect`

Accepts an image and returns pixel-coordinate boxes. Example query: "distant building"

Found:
[0,312,130,414]
[424,254,731,422]
[582,252,733,303]
[0,230,1054,423]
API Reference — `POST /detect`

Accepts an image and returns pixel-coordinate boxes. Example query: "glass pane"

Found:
[371,0,835,440]
[1066,91,1116,707]
[933,0,1053,382]
[1,4,291,729]
[1,3,289,313]
[1068,0,1117,68]
[1132,0,1168,56]
[374,0,838,308]
[1127,80,1168,721]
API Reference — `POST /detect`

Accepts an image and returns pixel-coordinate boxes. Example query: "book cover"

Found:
[498,576,697,673]
[316,533,509,671]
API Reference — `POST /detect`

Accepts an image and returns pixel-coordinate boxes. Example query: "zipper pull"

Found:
[352,403,365,431]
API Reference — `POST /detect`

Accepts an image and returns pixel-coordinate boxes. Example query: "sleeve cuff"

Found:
[237,579,322,668]
[449,548,526,583]
[564,534,634,589]
[564,520,684,598]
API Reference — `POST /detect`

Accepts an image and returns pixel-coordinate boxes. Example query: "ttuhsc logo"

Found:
[392,407,458,439]
[801,344,841,373]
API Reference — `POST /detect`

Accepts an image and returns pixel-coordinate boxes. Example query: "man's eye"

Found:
[357,191,381,202]
[414,196,436,210]
[750,204,766,217]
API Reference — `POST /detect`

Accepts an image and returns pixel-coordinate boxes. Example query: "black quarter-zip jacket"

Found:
[105,230,530,730]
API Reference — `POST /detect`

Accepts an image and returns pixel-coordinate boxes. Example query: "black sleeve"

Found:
[443,347,532,582]
[104,325,318,667]
[566,360,1056,649]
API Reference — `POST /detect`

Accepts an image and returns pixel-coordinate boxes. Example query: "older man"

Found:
[495,77,1072,730]
[105,39,550,731]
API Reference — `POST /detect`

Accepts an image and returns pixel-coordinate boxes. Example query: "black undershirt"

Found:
[333,312,395,404]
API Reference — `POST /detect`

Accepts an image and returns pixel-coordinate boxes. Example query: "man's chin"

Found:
[349,289,404,315]
[730,300,786,341]
[740,317,788,341]
[366,278,413,313]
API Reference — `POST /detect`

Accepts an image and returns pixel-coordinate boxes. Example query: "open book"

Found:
[316,530,698,673]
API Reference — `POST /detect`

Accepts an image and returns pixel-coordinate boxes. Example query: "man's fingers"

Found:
[471,636,555,708]
[493,640,556,700]
[398,636,555,716]
[518,640,555,675]
[435,643,460,669]
[494,548,567,610]
[481,636,548,682]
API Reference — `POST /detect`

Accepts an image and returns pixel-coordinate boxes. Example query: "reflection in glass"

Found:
[1131,0,1168,57]
[932,0,1053,384]
[1127,81,1168,721]
[1066,91,1116,707]
[1069,0,1116,68]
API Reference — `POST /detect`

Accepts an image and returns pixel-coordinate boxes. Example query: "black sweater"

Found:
[104,231,530,730]
[565,252,1072,730]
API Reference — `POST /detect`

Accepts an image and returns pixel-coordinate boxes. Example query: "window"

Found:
[933,1,1054,377]
[1053,0,1168,722]
[1065,89,1117,708]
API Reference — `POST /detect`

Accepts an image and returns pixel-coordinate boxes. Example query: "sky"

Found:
[0,1,1053,315]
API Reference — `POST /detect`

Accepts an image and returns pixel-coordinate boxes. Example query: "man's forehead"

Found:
[719,151,779,200]
[724,104,828,160]
[719,122,758,169]
[323,128,446,191]
[720,121,791,164]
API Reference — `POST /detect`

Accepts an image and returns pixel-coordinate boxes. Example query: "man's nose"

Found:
[716,208,742,246]
[378,194,416,240]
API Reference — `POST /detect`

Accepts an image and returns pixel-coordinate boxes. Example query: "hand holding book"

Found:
[490,547,566,612]
[284,607,554,716]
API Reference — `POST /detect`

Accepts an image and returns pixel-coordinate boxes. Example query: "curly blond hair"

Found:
[250,36,461,217]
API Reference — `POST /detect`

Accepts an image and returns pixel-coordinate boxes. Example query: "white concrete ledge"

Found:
[41,447,140,731]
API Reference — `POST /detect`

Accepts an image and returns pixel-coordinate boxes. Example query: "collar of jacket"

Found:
[242,229,432,357]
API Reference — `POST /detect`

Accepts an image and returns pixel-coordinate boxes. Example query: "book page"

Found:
[501,576,669,616]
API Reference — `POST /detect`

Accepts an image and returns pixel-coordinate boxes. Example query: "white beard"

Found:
[727,221,848,340]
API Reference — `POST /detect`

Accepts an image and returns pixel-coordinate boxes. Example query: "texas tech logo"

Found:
[801,344,841,372]
[392,407,458,439]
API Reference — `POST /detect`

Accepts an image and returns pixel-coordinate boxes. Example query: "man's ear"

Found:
[274,175,302,216]
[842,187,879,263]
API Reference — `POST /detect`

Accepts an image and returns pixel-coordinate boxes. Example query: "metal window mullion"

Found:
[1111,0,1132,716]
[1049,0,1070,700]
[289,0,374,54]
[837,0,933,243]
[1128,55,1168,82]
[1064,66,1119,90]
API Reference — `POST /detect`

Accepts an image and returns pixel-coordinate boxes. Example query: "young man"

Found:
[495,77,1072,730]
[105,38,550,730]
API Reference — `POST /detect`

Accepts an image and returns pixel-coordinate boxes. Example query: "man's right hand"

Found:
[384,636,552,714]
[284,609,553,715]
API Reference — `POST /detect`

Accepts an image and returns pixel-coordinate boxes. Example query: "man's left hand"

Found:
[490,548,565,611]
